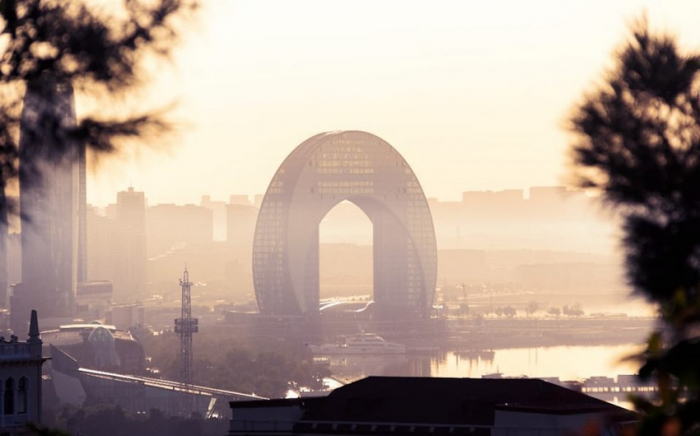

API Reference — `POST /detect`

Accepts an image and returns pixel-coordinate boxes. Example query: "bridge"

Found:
[49,345,264,417]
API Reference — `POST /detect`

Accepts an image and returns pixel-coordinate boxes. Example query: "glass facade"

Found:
[16,80,81,327]
[253,131,437,317]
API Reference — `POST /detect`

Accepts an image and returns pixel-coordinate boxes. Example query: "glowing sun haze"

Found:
[86,0,700,206]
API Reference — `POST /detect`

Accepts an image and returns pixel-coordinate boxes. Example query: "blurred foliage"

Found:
[546,306,561,317]
[562,303,584,317]
[570,18,700,436]
[26,422,72,436]
[0,0,198,221]
[39,403,226,436]
[141,330,330,398]
[525,300,539,317]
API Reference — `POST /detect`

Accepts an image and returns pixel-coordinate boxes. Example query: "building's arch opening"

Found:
[17,377,27,414]
[4,378,13,415]
[319,201,373,312]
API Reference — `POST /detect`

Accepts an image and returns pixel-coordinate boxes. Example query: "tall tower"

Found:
[175,269,197,390]
[115,187,147,302]
[77,142,87,284]
[11,79,85,333]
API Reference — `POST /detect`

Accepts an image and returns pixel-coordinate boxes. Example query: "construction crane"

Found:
[175,268,198,391]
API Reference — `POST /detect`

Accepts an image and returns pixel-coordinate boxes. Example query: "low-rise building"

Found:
[229,376,636,436]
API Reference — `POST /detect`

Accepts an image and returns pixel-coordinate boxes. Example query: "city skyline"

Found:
[1,0,687,430]
[85,183,597,209]
[84,1,700,207]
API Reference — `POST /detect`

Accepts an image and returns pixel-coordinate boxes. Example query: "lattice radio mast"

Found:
[175,268,198,390]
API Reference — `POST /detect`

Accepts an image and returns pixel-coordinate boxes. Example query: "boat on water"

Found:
[309,333,406,355]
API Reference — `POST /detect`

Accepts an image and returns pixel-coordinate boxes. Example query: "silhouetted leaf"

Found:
[0,0,197,222]
[570,18,700,434]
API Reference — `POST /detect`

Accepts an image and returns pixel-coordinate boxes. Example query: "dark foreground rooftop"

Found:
[230,376,637,436]
[302,376,630,425]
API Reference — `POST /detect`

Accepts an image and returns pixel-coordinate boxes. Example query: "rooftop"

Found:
[232,376,636,428]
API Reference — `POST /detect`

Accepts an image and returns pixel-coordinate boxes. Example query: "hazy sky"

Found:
[86,0,700,206]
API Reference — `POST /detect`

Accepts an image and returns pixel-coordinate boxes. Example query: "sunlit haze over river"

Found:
[329,344,642,382]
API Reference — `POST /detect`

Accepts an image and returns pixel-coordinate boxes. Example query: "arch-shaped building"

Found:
[253,131,437,318]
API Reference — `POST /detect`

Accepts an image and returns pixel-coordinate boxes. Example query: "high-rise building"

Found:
[11,80,85,333]
[201,195,227,241]
[86,188,147,304]
[86,206,119,288]
[227,202,257,253]
[115,187,147,302]
[146,204,213,257]
[253,131,437,318]
[229,195,250,206]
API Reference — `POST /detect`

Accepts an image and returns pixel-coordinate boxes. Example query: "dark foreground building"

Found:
[0,311,45,435]
[229,377,635,436]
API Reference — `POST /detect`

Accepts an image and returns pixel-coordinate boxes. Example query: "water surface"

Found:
[328,344,643,382]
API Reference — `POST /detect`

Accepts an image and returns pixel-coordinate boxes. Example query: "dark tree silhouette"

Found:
[570,21,700,435]
[0,0,198,220]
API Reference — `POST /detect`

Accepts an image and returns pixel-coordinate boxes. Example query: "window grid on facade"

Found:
[253,131,437,317]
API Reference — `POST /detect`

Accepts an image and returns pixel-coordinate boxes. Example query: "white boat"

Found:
[309,333,406,355]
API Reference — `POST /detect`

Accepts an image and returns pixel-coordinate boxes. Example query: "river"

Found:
[327,343,644,383]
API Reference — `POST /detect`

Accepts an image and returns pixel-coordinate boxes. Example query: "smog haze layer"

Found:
[86,0,700,206]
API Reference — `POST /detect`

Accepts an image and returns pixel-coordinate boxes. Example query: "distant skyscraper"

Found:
[201,195,227,241]
[78,140,87,284]
[86,206,118,285]
[226,202,257,253]
[115,187,147,302]
[11,80,85,332]
[146,204,213,257]
[0,210,7,308]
